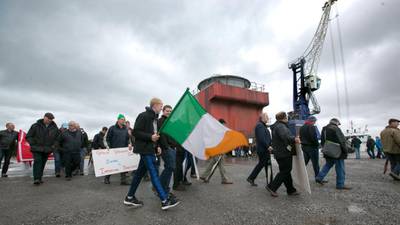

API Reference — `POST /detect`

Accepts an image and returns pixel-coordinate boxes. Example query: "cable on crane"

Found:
[329,20,342,118]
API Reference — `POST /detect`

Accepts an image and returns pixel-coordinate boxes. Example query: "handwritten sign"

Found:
[92,148,140,177]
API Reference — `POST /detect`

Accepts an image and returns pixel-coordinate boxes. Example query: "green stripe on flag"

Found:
[160,89,206,144]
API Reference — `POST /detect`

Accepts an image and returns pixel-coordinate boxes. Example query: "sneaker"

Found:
[336,186,352,190]
[33,180,41,185]
[315,179,325,185]
[389,172,400,181]
[246,178,258,187]
[161,197,180,210]
[124,196,143,207]
[265,185,278,197]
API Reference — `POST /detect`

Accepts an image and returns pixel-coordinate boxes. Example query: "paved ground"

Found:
[0,155,399,225]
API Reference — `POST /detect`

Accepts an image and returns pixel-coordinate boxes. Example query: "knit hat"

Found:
[117,114,125,120]
[307,116,317,122]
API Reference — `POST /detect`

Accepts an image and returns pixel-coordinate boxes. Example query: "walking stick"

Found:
[205,155,223,181]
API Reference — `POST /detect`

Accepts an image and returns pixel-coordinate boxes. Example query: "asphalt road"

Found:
[0,156,399,225]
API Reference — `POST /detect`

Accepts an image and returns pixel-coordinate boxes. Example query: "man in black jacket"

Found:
[104,114,132,185]
[0,122,18,177]
[158,105,178,194]
[366,136,376,159]
[247,112,272,186]
[26,112,59,185]
[300,116,321,180]
[265,112,300,197]
[56,121,84,180]
[124,98,180,210]
[92,127,108,150]
[315,118,352,190]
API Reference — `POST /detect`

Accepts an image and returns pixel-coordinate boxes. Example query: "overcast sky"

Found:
[0,0,399,138]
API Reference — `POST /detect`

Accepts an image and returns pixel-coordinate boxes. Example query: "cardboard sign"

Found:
[92,148,140,177]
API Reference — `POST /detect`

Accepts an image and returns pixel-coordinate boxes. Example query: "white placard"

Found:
[92,148,140,177]
[291,144,312,194]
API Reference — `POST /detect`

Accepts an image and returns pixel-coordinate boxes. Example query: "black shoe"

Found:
[104,178,110,184]
[172,185,186,191]
[161,197,180,210]
[39,179,44,184]
[120,181,130,185]
[55,173,61,178]
[33,180,41,185]
[265,185,278,197]
[288,191,300,196]
[1,174,8,178]
[124,196,143,207]
[247,178,258,187]
[80,172,84,176]
[182,180,192,186]
[389,172,400,181]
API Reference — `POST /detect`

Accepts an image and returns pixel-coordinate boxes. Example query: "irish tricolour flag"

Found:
[160,89,248,160]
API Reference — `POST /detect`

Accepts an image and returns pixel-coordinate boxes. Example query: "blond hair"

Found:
[150,97,163,107]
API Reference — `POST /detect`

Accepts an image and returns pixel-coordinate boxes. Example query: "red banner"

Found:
[17,130,53,162]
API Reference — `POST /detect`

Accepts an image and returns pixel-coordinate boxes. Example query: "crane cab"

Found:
[305,75,321,91]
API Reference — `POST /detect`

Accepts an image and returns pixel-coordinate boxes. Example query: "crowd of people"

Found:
[1,97,399,210]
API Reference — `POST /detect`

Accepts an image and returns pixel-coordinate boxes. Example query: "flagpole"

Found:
[193,153,200,180]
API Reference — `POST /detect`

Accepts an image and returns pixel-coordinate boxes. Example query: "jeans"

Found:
[79,148,87,173]
[302,145,320,178]
[386,153,400,175]
[268,157,296,194]
[159,147,176,193]
[367,147,375,159]
[33,152,51,181]
[53,150,63,174]
[376,147,385,159]
[127,154,167,201]
[316,158,345,188]
[0,148,12,175]
[248,150,270,182]
[355,147,361,159]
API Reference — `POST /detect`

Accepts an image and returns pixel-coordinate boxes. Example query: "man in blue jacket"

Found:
[247,112,272,186]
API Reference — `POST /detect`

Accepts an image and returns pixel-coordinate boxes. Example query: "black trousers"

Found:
[173,147,185,187]
[268,157,296,194]
[33,152,51,181]
[248,150,270,182]
[0,148,12,175]
[64,152,81,178]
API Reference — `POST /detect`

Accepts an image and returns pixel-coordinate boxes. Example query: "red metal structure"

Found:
[195,75,269,138]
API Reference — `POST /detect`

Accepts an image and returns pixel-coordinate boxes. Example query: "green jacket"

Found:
[380,126,400,154]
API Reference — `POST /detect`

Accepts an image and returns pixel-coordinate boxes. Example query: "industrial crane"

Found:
[288,0,337,122]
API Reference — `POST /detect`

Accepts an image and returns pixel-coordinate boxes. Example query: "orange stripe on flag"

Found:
[205,130,248,158]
